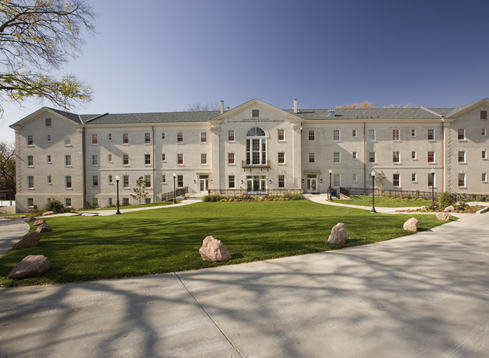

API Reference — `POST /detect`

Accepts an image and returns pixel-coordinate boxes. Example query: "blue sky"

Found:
[2,0,489,143]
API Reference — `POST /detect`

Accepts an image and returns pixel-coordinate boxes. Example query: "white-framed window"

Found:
[412,173,417,183]
[27,135,33,146]
[65,198,71,207]
[228,130,235,142]
[45,118,51,127]
[412,151,417,160]
[47,154,52,164]
[201,153,207,165]
[482,173,487,182]
[352,151,357,159]
[393,151,400,163]
[162,174,166,183]
[482,128,487,136]
[161,153,166,162]
[228,175,235,189]
[93,198,98,206]
[369,129,376,141]
[145,198,151,204]
[145,133,151,144]
[352,129,357,138]
[277,129,285,141]
[428,129,434,140]
[123,133,129,144]
[411,129,416,137]
[428,173,434,187]
[92,175,99,188]
[145,154,151,165]
[353,173,358,183]
[27,155,33,166]
[228,152,235,165]
[92,134,98,144]
[428,151,435,163]
[333,152,340,163]
[278,152,285,164]
[200,132,207,143]
[123,175,129,188]
[369,152,376,163]
[27,198,34,208]
[309,152,315,163]
[47,175,52,184]
[458,173,466,187]
[161,132,166,140]
[333,129,340,141]
[458,129,465,140]
[393,129,400,141]
[27,176,34,189]
[109,175,113,184]
[66,175,72,188]
[47,134,51,143]
[108,154,113,163]
[177,132,183,143]
[123,198,129,205]
[308,130,315,141]
[483,150,487,159]
[177,153,184,165]
[393,173,400,187]
[65,155,71,166]
[177,175,183,188]
[108,198,112,206]
[64,135,71,146]
[123,154,129,165]
[108,133,112,141]
[145,175,151,188]
[278,175,285,188]
[92,155,98,166]
[458,151,466,163]
[333,174,340,187]
[246,127,267,165]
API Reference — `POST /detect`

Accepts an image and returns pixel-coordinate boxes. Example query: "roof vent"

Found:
[329,109,335,117]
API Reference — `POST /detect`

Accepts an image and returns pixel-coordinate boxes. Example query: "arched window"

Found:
[246,127,267,165]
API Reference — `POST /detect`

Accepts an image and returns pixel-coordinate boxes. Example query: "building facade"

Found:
[10,98,489,212]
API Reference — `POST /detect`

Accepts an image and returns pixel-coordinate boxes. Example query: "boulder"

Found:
[8,255,50,279]
[33,219,46,226]
[199,236,231,262]
[436,212,451,221]
[420,206,429,211]
[26,216,36,222]
[444,205,454,212]
[403,217,419,232]
[42,211,55,216]
[36,224,52,233]
[328,223,347,244]
[15,231,41,249]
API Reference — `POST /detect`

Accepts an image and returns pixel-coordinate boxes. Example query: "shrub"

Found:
[44,199,65,213]
[438,191,454,209]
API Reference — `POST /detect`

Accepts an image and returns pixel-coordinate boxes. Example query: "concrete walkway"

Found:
[0,219,29,257]
[1,211,488,357]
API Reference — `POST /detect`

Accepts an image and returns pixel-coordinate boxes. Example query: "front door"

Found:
[199,175,208,192]
[246,175,267,194]
[306,174,318,193]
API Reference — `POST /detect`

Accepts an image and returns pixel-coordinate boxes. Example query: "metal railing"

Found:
[161,186,189,201]
[242,160,271,168]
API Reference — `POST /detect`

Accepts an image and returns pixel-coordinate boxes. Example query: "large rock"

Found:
[15,231,41,249]
[33,219,46,226]
[403,217,419,231]
[36,224,52,233]
[199,236,231,262]
[328,223,347,244]
[26,216,36,222]
[42,211,55,216]
[444,205,455,212]
[436,212,451,221]
[8,255,50,279]
[420,206,429,211]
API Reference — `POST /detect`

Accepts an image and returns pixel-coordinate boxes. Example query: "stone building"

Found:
[10,98,489,212]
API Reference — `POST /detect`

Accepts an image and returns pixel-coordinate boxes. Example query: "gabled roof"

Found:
[285,107,449,120]
[85,111,220,125]
[444,98,489,118]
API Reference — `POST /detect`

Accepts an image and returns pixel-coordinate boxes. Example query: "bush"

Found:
[438,191,454,209]
[44,199,65,213]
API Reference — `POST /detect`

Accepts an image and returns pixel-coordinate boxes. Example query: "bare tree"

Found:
[186,102,220,111]
[336,101,378,109]
[0,0,96,115]
[0,141,15,199]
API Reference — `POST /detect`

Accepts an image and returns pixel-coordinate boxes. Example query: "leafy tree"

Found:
[130,176,149,205]
[438,191,454,209]
[0,141,15,199]
[0,0,96,115]
[375,171,387,195]
[383,103,418,108]
[336,101,378,109]
[186,102,220,111]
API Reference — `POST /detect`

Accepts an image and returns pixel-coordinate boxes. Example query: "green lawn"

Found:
[77,201,177,211]
[344,195,433,207]
[0,200,452,287]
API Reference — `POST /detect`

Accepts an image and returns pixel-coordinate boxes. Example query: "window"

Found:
[411,129,416,137]
[428,173,434,187]
[45,118,51,127]
[27,155,33,166]
[161,132,166,140]
[27,135,33,146]
[246,127,267,165]
[458,151,466,163]
[161,153,166,161]
[482,128,487,136]
[393,129,400,141]
[482,173,487,182]
[352,151,357,159]
[458,129,465,140]
[145,133,151,144]
[252,109,259,117]
[333,174,340,187]
[412,173,417,183]
[92,155,98,166]
[333,130,340,141]
[177,175,183,188]
[27,176,34,188]
[108,154,113,162]
[483,150,487,159]
[145,175,151,188]
[458,173,465,187]
[369,152,376,163]
[177,132,183,143]
[309,152,315,163]
[47,155,52,163]
[107,198,112,206]
[109,175,113,184]
[412,151,417,160]
[65,155,71,166]
[144,198,151,204]
[92,198,98,207]
[393,174,400,187]
[369,129,376,141]
[162,174,166,183]
[278,175,285,188]
[428,151,435,163]
[229,175,235,189]
[428,129,434,140]
[92,134,98,144]
[308,130,315,141]
[108,133,112,141]
[47,134,51,142]
[228,152,235,165]
[65,136,71,145]
[278,129,285,141]
[93,175,98,188]
[177,153,184,165]
[47,175,52,184]
[27,198,34,207]
[66,176,72,188]
[123,175,129,188]
[145,154,151,165]
[278,152,285,164]
[228,130,235,142]
[123,198,129,205]
[65,198,71,207]
[353,173,358,183]
[201,153,207,165]
[481,111,488,119]
[200,132,207,143]
[393,151,400,163]
[333,152,340,163]
[352,129,357,138]
[123,133,129,144]
[123,154,129,165]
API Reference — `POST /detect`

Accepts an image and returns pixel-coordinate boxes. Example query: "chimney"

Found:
[226,107,230,111]
[329,109,335,117]
[293,99,298,114]
[220,100,224,114]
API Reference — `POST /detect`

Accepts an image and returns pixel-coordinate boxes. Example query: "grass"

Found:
[0,200,453,287]
[345,195,433,207]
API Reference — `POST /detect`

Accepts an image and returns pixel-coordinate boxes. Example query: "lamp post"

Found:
[115,176,121,215]
[329,169,333,201]
[431,168,435,206]
[173,173,177,204]
[371,170,376,213]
